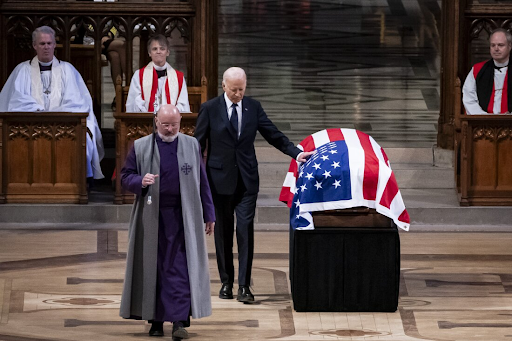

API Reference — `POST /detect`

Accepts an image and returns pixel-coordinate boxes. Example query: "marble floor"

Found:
[1,229,512,340]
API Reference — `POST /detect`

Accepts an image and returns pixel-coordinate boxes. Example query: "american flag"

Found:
[280,128,410,231]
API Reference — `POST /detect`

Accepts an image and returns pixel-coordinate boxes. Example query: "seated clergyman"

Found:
[463,28,512,115]
[0,25,104,180]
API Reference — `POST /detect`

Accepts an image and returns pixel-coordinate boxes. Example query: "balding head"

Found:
[155,104,181,141]
[223,67,246,83]
[222,67,247,104]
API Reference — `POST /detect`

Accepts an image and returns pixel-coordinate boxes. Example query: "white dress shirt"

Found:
[224,93,242,137]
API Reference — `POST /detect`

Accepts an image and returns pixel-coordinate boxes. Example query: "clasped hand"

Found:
[142,173,159,187]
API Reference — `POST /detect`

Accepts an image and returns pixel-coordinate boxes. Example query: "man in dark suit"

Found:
[195,67,313,303]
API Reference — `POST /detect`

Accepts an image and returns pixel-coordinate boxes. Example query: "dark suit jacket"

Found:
[195,95,301,195]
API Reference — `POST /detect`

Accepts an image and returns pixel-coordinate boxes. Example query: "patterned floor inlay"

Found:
[1,230,512,340]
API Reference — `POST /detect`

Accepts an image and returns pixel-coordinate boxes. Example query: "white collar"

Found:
[494,59,509,68]
[224,93,241,109]
[39,60,53,67]
[154,62,169,71]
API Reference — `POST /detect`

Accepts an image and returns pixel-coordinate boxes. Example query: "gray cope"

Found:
[120,133,212,320]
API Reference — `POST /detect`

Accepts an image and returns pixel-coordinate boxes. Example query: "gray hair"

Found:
[222,67,246,83]
[32,26,56,44]
[490,28,512,45]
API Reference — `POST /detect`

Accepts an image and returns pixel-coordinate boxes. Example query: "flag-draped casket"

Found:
[280,128,410,231]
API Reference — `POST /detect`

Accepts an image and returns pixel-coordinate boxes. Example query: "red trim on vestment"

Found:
[473,60,487,78]
[488,83,495,113]
[148,68,159,112]
[502,73,509,114]
[176,70,184,101]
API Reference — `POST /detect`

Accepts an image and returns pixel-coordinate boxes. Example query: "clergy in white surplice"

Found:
[0,26,104,180]
[125,34,190,114]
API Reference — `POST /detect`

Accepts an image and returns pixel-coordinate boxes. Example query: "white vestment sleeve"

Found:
[57,62,105,179]
[177,77,191,113]
[462,68,488,115]
[0,62,44,112]
[126,70,147,112]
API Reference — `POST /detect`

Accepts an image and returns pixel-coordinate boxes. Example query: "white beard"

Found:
[158,132,178,142]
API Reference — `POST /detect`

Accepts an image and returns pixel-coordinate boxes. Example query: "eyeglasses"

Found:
[157,121,180,129]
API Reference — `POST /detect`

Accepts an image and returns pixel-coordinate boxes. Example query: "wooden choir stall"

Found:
[456,115,512,206]
[0,0,219,121]
[0,0,218,204]
[440,2,512,206]
[0,112,89,204]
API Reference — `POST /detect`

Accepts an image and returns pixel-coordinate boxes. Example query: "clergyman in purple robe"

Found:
[119,104,215,339]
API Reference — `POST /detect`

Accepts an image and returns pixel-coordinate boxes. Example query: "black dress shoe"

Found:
[149,321,164,337]
[237,286,255,303]
[172,321,189,339]
[219,283,233,299]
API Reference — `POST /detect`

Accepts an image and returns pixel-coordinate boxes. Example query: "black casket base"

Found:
[290,209,400,312]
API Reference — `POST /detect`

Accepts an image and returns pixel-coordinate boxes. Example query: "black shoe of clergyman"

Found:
[237,286,255,303]
[149,321,164,337]
[219,283,233,299]
[172,322,189,339]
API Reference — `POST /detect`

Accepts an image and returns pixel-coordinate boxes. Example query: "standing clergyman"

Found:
[119,104,215,338]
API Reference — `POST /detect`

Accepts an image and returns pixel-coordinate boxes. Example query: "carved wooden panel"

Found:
[459,116,512,206]
[0,112,88,204]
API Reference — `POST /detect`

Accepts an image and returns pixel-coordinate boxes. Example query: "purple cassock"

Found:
[121,135,215,322]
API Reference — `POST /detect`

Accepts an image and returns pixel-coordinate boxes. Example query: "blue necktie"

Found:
[230,103,239,137]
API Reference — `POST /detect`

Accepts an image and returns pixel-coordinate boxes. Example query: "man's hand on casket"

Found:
[297,151,315,163]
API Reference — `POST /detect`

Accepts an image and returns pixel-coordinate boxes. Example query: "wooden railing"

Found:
[0,111,88,204]
[457,115,512,206]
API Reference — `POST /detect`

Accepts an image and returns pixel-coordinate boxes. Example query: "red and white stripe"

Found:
[280,128,410,231]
